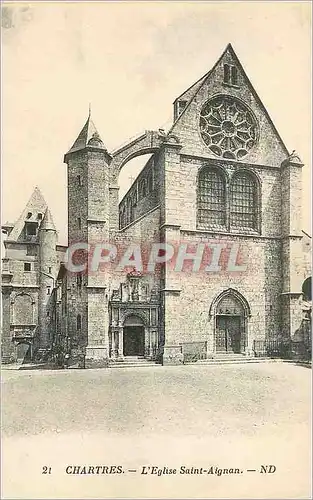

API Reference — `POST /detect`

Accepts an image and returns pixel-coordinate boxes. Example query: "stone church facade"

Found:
[1,44,311,366]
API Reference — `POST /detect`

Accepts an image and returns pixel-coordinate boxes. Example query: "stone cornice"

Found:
[180,153,281,171]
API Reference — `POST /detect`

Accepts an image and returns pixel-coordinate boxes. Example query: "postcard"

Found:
[1,2,311,499]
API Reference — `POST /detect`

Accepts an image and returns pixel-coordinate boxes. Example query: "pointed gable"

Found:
[170,43,289,167]
[66,114,107,155]
[8,186,47,241]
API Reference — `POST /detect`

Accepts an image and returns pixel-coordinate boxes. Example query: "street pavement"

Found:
[1,362,311,499]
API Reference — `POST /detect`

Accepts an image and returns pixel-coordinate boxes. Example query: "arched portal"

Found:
[123,315,145,356]
[211,289,250,354]
[302,277,312,301]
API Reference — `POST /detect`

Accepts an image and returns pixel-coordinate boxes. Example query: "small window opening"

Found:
[26,212,32,219]
[48,267,52,274]
[47,287,51,295]
[78,175,82,186]
[25,222,37,236]
[224,64,239,86]
[77,274,82,289]
[24,262,31,272]
[78,217,81,229]
[37,213,43,220]
[77,314,82,330]
[231,66,238,86]
[223,64,230,84]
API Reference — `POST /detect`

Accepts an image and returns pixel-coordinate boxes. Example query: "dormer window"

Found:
[25,222,37,236]
[178,100,187,115]
[223,64,239,86]
[174,100,188,121]
[37,213,43,220]
[26,212,32,219]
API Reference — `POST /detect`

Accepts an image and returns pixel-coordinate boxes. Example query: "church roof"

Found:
[7,186,48,241]
[40,207,56,231]
[28,186,47,208]
[66,113,107,155]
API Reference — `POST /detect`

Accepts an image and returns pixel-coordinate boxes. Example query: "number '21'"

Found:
[42,466,52,474]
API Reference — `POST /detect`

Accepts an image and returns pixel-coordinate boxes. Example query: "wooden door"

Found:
[216,316,241,353]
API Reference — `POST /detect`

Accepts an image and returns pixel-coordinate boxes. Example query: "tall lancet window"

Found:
[230,172,258,230]
[197,167,226,229]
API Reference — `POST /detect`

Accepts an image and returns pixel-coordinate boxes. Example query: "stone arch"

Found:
[110,130,165,183]
[197,163,229,184]
[209,288,251,317]
[123,312,147,326]
[210,289,251,354]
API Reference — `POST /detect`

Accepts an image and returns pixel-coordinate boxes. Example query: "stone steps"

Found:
[192,356,270,366]
[108,357,159,369]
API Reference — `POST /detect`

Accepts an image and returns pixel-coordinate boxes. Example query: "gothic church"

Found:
[1,44,311,367]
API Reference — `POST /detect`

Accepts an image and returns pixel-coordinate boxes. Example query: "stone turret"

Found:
[63,112,112,367]
[38,208,58,350]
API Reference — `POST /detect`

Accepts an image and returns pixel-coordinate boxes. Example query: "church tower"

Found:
[64,112,112,366]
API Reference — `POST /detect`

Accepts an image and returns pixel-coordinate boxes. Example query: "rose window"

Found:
[199,96,258,160]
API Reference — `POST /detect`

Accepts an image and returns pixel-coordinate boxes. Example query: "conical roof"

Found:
[66,114,107,155]
[40,208,56,231]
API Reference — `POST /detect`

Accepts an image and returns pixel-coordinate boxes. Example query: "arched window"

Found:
[77,314,81,331]
[197,167,226,228]
[14,294,33,325]
[230,172,258,230]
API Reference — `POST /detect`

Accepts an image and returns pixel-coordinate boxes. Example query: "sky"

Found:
[1,1,312,245]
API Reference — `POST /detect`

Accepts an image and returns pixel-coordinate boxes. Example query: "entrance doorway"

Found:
[216,316,241,353]
[16,343,31,363]
[123,326,145,356]
[212,290,249,355]
[123,315,145,357]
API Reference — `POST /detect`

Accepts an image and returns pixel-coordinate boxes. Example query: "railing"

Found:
[253,339,311,361]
